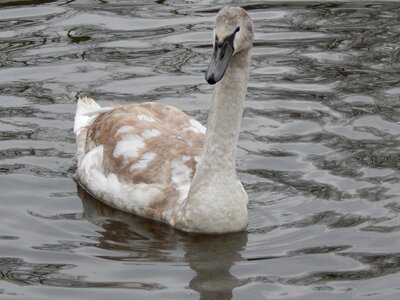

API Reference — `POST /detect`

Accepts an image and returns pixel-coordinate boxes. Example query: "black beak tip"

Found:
[206,73,216,85]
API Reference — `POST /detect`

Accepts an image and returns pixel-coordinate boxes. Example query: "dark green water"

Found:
[1,1,400,299]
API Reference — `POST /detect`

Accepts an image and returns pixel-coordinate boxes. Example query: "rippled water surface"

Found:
[1,0,400,299]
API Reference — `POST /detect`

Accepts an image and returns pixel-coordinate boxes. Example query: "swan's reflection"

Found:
[77,184,247,299]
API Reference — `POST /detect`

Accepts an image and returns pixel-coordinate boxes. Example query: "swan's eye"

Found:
[235,26,240,33]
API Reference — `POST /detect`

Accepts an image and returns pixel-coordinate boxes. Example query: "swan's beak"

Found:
[205,41,234,85]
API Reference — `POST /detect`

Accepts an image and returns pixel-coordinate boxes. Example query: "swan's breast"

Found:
[81,102,205,220]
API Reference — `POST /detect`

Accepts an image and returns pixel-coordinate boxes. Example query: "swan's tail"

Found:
[74,97,111,159]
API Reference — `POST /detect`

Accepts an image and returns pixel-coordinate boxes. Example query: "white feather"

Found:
[74,97,99,135]
[171,160,192,204]
[113,135,145,158]
[78,146,162,212]
[130,152,156,170]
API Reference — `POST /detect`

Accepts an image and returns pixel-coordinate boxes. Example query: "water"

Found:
[1,0,400,299]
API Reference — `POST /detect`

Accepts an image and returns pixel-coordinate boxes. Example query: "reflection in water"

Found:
[78,185,247,299]
[185,234,246,300]
[0,256,166,290]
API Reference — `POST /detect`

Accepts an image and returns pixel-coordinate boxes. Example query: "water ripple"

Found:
[0,1,400,299]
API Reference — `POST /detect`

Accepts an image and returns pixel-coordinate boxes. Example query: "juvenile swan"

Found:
[74,6,254,233]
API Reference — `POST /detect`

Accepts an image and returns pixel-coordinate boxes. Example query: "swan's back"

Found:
[76,100,204,223]
[85,102,204,179]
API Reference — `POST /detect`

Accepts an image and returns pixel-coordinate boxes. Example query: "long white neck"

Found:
[196,48,251,177]
[182,48,251,233]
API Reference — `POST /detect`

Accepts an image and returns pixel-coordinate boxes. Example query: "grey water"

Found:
[1,0,400,299]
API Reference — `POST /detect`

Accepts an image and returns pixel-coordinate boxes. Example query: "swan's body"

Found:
[74,7,254,233]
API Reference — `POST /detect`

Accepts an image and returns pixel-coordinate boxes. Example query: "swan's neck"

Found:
[182,49,251,233]
[198,48,251,174]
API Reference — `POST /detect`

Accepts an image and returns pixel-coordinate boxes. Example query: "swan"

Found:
[74,6,254,233]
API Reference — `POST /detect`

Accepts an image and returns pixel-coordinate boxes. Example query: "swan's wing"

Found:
[76,102,205,222]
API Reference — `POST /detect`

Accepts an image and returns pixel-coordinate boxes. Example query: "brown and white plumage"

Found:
[74,6,254,233]
[75,99,205,227]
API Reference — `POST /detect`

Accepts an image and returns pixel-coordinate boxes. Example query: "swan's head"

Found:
[205,6,254,85]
